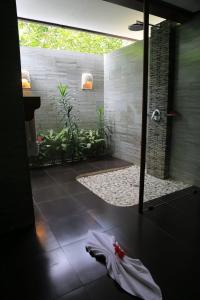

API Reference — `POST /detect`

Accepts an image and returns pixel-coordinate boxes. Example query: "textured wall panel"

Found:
[104,42,143,163]
[170,13,200,186]
[20,47,104,131]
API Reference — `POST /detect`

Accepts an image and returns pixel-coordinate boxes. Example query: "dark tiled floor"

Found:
[2,158,200,300]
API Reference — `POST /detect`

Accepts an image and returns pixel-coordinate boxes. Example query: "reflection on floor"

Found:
[2,157,200,300]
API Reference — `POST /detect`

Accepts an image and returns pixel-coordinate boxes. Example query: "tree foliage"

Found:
[18,20,129,54]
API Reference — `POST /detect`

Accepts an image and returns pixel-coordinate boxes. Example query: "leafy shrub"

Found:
[18,20,127,55]
[79,129,106,158]
[30,84,112,167]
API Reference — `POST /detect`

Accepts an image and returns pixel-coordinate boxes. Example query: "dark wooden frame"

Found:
[103,0,193,23]
[138,0,149,213]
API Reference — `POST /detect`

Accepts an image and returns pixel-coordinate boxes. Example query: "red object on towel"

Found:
[114,243,125,259]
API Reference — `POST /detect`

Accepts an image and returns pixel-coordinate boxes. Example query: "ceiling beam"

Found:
[103,0,194,23]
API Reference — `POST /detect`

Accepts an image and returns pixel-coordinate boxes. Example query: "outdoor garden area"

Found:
[32,83,111,167]
[19,20,125,168]
[20,20,190,207]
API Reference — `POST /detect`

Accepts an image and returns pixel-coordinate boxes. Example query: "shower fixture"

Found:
[128,21,160,31]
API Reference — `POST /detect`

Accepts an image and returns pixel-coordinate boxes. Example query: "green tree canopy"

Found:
[18,21,130,54]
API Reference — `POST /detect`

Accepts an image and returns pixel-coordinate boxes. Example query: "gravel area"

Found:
[77,165,190,207]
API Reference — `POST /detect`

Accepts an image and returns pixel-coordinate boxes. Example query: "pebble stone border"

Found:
[77,165,190,207]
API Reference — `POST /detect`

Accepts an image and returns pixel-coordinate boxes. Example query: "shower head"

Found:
[128,21,144,31]
[128,21,160,31]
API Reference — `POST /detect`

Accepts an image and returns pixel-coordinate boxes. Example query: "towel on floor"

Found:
[86,230,162,300]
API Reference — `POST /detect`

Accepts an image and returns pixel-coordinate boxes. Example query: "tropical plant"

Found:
[35,129,67,165]
[30,85,112,167]
[18,20,130,55]
[97,106,112,151]
[79,129,105,158]
[97,106,104,138]
[58,83,80,161]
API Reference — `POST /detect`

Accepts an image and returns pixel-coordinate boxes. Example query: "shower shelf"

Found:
[167,112,177,117]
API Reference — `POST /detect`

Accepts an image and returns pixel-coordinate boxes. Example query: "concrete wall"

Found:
[104,42,143,163]
[20,47,104,131]
[170,13,200,186]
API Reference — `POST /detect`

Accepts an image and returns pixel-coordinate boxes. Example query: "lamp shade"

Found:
[22,69,31,89]
[81,73,93,90]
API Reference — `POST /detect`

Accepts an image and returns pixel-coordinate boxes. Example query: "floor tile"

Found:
[144,186,196,210]
[88,205,137,230]
[61,181,90,195]
[23,161,200,300]
[73,191,109,211]
[71,162,98,174]
[105,216,200,300]
[35,220,59,251]
[38,196,86,223]
[30,168,47,179]
[46,168,78,184]
[44,248,82,298]
[45,165,75,175]
[86,275,140,300]
[62,238,106,284]
[49,211,103,246]
[33,183,67,203]
[166,187,200,217]
[34,205,46,223]
[58,287,91,300]
[31,169,55,191]
[144,202,200,247]
[88,157,132,170]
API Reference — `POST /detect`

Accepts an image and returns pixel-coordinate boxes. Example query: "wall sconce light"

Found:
[22,69,31,89]
[81,73,93,90]
[22,69,31,96]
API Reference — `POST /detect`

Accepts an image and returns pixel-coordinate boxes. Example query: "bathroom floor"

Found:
[2,157,200,300]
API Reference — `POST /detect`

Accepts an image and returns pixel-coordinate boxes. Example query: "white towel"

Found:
[86,230,162,300]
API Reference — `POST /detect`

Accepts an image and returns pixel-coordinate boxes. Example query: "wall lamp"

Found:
[22,69,31,96]
[22,69,31,89]
[81,73,93,90]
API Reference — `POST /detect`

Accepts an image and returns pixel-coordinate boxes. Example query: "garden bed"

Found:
[30,83,111,168]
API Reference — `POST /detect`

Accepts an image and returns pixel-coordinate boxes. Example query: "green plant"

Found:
[18,20,128,55]
[58,83,75,126]
[78,107,112,158]
[78,129,105,158]
[58,83,81,161]
[35,129,65,165]
[97,106,104,138]
[97,106,112,152]
[30,92,112,167]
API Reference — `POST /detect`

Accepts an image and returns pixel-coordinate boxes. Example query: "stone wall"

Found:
[20,47,104,131]
[104,42,143,163]
[170,13,200,186]
[147,21,175,179]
